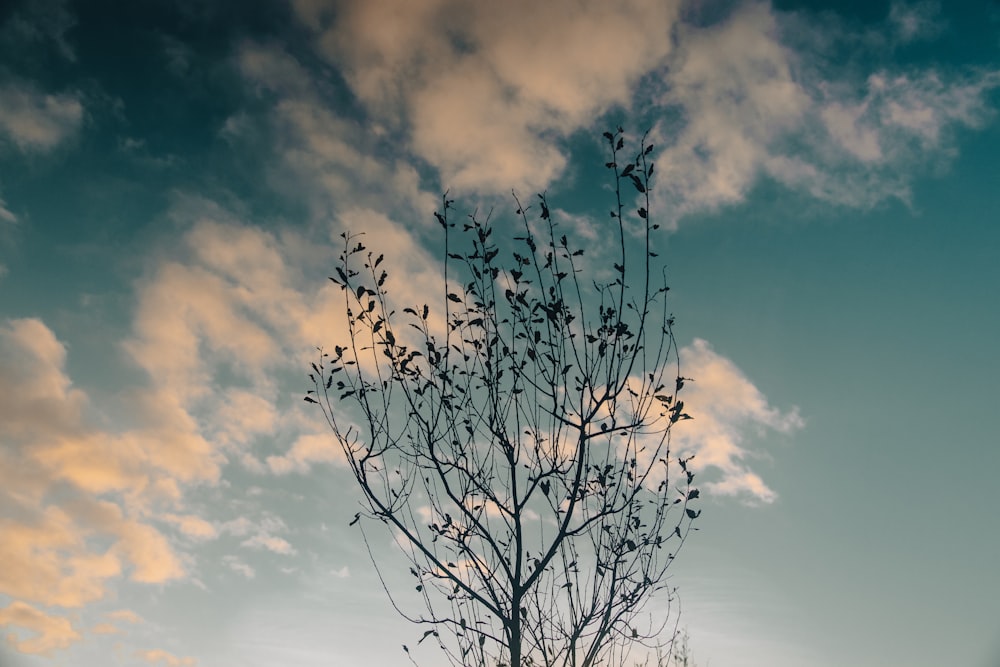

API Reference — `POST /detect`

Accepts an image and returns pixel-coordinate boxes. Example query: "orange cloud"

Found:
[135,648,197,666]
[0,602,81,656]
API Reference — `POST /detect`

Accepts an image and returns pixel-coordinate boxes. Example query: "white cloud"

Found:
[0,196,16,223]
[223,555,256,579]
[242,534,296,556]
[266,433,343,475]
[0,81,83,152]
[672,339,803,503]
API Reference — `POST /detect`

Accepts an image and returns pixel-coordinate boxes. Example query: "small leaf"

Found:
[637,207,647,219]
[303,396,318,404]
[447,293,462,303]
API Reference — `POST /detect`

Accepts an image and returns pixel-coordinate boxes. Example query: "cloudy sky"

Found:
[1,0,998,666]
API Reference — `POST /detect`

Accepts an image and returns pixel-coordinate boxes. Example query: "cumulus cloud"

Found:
[292,0,681,193]
[0,319,200,653]
[672,339,803,503]
[0,601,80,656]
[281,0,998,217]
[286,0,679,192]
[0,81,83,152]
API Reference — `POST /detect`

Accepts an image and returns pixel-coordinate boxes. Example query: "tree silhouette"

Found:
[308,129,699,666]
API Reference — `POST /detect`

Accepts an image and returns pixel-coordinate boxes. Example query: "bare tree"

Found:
[308,129,699,666]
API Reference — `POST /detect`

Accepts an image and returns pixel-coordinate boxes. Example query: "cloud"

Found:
[241,534,296,556]
[161,514,218,541]
[283,0,996,217]
[888,1,943,43]
[0,81,83,152]
[236,43,436,218]
[135,648,197,666]
[672,339,803,503]
[652,2,999,220]
[0,319,200,653]
[105,609,143,625]
[292,0,681,193]
[266,432,342,474]
[223,556,256,579]
[0,601,81,656]
[0,196,16,223]
[0,0,77,62]
[90,622,121,635]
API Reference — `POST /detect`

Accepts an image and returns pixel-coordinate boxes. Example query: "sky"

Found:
[0,0,998,666]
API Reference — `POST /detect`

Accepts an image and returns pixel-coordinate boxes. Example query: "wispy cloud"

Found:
[0,0,77,62]
[135,648,197,666]
[888,0,943,43]
[0,81,83,152]
[652,2,999,220]
[242,534,296,556]
[0,196,16,224]
[223,555,256,579]
[674,339,803,503]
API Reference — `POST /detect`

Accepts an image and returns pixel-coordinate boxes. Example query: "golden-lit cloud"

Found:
[673,339,803,503]
[0,320,189,652]
[293,0,680,193]
[0,601,80,656]
[135,648,197,666]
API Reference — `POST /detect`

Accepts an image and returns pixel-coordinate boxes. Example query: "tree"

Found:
[308,128,700,666]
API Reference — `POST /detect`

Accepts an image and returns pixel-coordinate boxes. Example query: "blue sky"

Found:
[1,1,998,666]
